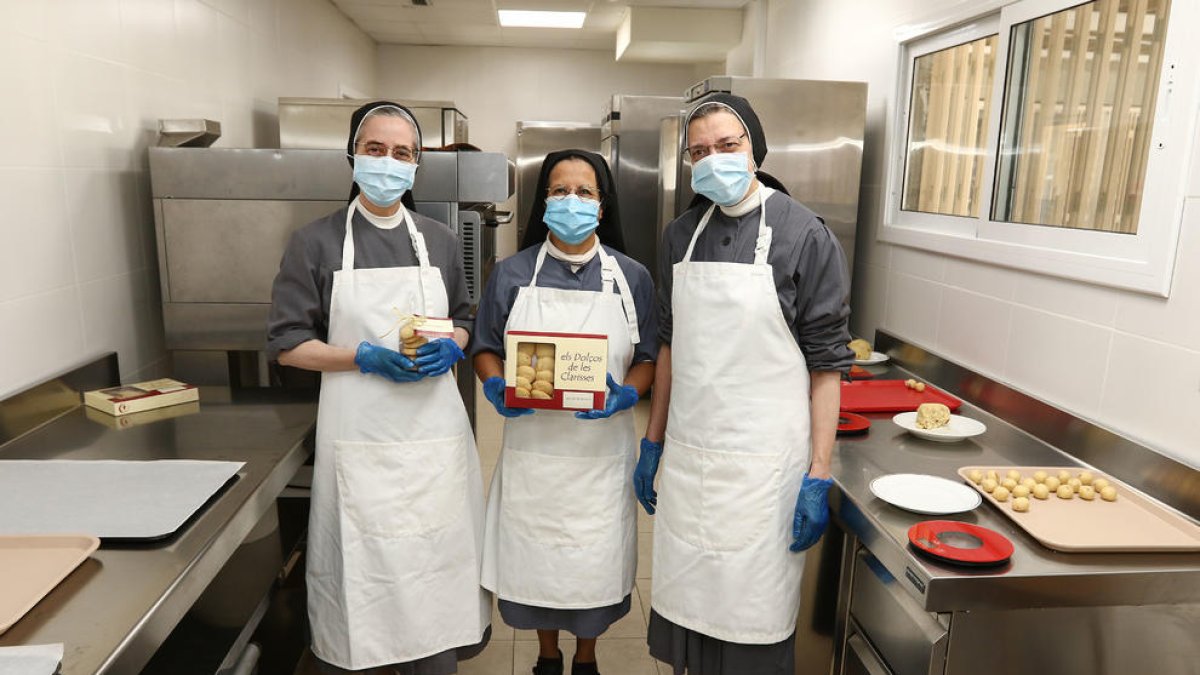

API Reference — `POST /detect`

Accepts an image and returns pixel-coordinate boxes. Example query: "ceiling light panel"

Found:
[497,10,587,28]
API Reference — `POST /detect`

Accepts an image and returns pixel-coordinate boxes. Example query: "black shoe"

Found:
[533,649,564,675]
[571,659,600,675]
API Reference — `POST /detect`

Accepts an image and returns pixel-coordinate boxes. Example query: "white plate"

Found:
[869,473,982,515]
[854,351,889,366]
[893,412,987,442]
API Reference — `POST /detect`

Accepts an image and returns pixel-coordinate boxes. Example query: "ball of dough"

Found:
[1057,470,1072,483]
[517,352,533,367]
[904,379,916,388]
[968,469,984,484]
[993,486,1011,502]
[534,369,554,383]
[1100,486,1117,502]
[517,365,536,380]
[515,376,532,390]
[1012,497,1030,512]
[1001,478,1018,490]
[1078,485,1096,501]
[1032,484,1050,500]
[531,389,552,400]
[986,470,999,481]
[848,339,873,360]
[914,382,926,392]
[1006,469,1022,481]
[981,478,998,493]
[1078,471,1094,485]
[915,403,951,429]
[532,380,554,395]
[1020,478,1037,490]
[1044,476,1061,491]
[1092,478,1110,491]
[515,387,531,398]
[1012,485,1030,499]
[1033,470,1048,483]
[1067,478,1082,491]
[1056,485,1074,499]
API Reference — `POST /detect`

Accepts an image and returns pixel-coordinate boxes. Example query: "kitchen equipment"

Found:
[515,121,602,245]
[869,473,982,515]
[840,379,962,413]
[908,520,1013,567]
[0,535,99,635]
[957,466,1200,552]
[853,351,889,366]
[837,412,871,436]
[893,411,987,442]
[0,460,243,540]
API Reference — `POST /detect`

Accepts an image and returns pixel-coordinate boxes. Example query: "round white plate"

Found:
[893,412,987,443]
[869,473,982,515]
[854,351,889,366]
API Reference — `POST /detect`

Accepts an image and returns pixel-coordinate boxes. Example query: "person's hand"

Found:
[576,373,639,420]
[634,438,663,515]
[483,376,534,418]
[354,341,425,383]
[414,338,466,377]
[790,474,834,552]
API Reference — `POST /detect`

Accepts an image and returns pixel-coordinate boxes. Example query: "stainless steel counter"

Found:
[831,365,1200,613]
[0,384,316,675]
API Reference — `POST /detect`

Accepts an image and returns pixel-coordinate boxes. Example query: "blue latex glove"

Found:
[790,474,834,552]
[576,373,639,420]
[354,341,424,383]
[634,438,663,515]
[414,338,465,377]
[483,376,534,418]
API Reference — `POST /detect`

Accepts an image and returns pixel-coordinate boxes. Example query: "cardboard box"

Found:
[83,378,199,416]
[504,331,608,411]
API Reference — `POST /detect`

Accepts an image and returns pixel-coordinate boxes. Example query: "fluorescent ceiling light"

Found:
[498,10,586,28]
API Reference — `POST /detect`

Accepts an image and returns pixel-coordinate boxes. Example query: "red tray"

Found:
[839,380,962,413]
[848,365,875,380]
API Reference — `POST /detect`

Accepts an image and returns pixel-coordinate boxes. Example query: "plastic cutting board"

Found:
[839,380,962,413]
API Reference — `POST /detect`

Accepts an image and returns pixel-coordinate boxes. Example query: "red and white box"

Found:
[504,331,608,411]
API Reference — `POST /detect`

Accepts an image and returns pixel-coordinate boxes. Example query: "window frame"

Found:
[881,0,1200,297]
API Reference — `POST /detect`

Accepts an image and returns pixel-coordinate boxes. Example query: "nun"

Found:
[266,101,491,674]
[635,94,853,675]
[472,150,658,675]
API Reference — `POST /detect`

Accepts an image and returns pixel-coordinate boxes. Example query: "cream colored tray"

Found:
[957,466,1200,553]
[0,534,99,635]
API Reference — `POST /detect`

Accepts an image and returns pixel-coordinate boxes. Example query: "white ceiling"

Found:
[332,0,748,51]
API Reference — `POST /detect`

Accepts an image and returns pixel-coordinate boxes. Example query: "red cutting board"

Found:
[840,380,962,413]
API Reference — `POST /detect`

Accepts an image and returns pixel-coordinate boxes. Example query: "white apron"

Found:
[651,190,812,644]
[308,203,490,670]
[481,242,641,609]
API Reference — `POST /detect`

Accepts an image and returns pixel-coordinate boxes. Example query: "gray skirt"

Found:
[314,626,491,675]
[647,611,794,675]
[498,595,632,639]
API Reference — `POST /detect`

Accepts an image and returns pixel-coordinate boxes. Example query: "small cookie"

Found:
[517,343,536,357]
[531,389,552,400]
[515,376,532,390]
[517,352,534,367]
[515,387,531,398]
[517,365,536,380]
[534,369,554,383]
[532,380,554,395]
[535,344,556,358]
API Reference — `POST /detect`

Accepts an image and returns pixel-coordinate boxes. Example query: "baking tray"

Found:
[840,379,962,413]
[0,460,243,541]
[957,466,1200,552]
[0,534,99,635]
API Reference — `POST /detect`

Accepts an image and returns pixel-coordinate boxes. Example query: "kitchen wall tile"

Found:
[1012,271,1119,327]
[936,288,1011,378]
[53,52,136,171]
[216,12,251,100]
[205,0,250,24]
[1114,198,1200,352]
[1189,109,1200,198]
[79,270,165,380]
[0,287,85,399]
[49,0,123,62]
[174,0,221,102]
[119,0,180,78]
[0,0,48,42]
[850,263,889,343]
[881,271,942,349]
[64,169,146,283]
[1004,307,1111,417]
[1099,333,1200,470]
[890,245,946,282]
[246,0,278,40]
[944,257,1019,301]
[0,168,75,302]
[0,36,62,168]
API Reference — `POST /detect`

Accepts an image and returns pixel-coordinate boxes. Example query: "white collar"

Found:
[356,199,406,230]
[546,236,600,269]
[720,183,775,217]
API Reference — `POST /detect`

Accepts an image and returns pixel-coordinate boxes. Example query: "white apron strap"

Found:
[530,241,639,345]
[681,188,773,265]
[342,201,435,316]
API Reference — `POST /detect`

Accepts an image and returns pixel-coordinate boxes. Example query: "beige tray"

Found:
[957,466,1200,553]
[0,534,100,635]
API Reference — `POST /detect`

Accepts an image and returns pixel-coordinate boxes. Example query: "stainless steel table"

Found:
[0,384,316,675]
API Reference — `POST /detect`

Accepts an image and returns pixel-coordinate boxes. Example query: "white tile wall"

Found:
[1114,198,1200,352]
[882,272,942,348]
[1004,307,1112,418]
[936,288,1011,379]
[0,0,378,396]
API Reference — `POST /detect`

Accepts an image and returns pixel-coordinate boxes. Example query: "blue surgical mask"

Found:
[543,195,600,245]
[691,152,753,206]
[353,155,417,207]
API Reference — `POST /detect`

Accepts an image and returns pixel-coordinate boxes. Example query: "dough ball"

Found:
[535,344,556,358]
[517,365,536,380]
[534,369,555,383]
[517,342,536,357]
[1092,478,1111,491]
[515,387,531,399]
[1001,478,1018,490]
[1056,485,1074,500]
[1078,471,1095,486]
[914,382,926,392]
[986,470,999,481]
[1057,470,1072,483]
[515,376,532,390]
[904,379,916,388]
[1033,470,1048,483]
[1020,478,1037,490]
[981,478,998,493]
[1044,476,1061,491]
[1012,485,1031,499]
[915,403,951,429]
[848,339,873,360]
[993,486,1011,502]
[967,469,984,484]
[400,325,415,339]
[1032,484,1050,500]
[517,352,533,367]
[1100,486,1118,502]
[1006,469,1022,481]
[531,390,552,400]
[1067,478,1082,491]
[1012,497,1030,512]
[532,380,554,395]
[1078,485,1096,501]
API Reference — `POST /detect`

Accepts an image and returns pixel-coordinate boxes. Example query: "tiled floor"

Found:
[467,389,668,675]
